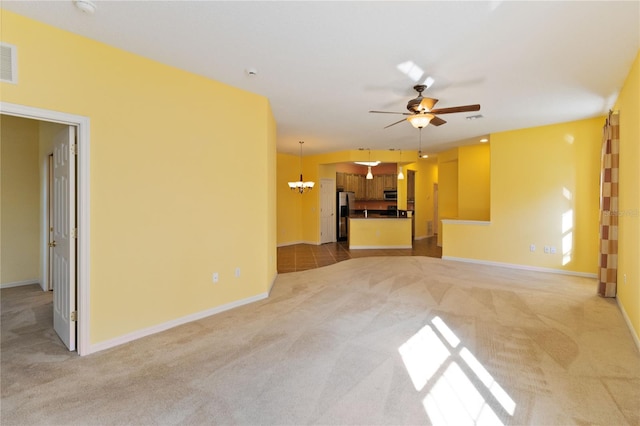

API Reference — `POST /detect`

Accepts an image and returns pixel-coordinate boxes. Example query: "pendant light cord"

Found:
[299,141,304,180]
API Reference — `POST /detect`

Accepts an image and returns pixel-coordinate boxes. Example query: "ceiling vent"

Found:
[1,43,17,84]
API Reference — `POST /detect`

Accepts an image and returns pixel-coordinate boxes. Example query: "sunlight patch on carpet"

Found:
[399,316,516,425]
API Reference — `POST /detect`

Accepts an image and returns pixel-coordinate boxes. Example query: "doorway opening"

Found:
[0,102,91,355]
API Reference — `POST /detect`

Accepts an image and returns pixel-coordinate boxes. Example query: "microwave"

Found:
[383,190,397,200]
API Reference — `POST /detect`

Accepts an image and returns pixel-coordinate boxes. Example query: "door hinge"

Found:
[70,311,77,321]
[71,228,78,238]
[71,144,78,155]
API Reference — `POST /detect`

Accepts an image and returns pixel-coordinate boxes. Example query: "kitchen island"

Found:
[348,216,412,249]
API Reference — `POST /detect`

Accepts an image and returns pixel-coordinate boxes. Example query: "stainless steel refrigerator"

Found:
[337,191,355,241]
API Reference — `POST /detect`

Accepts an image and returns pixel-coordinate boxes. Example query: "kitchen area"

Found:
[336,163,415,249]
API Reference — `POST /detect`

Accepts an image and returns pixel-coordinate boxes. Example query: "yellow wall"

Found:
[277,152,303,245]
[437,153,458,244]
[0,10,277,345]
[443,116,603,275]
[406,156,438,238]
[458,143,491,221]
[438,161,458,218]
[0,115,40,286]
[614,50,640,340]
[349,218,412,248]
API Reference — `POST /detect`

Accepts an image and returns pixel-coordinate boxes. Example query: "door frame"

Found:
[1,102,91,356]
[47,153,54,291]
[319,178,336,243]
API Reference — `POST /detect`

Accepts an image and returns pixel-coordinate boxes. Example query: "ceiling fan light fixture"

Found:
[408,113,434,129]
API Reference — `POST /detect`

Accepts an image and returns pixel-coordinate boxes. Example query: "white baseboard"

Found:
[1,279,39,289]
[88,292,269,355]
[277,240,339,247]
[350,245,412,249]
[277,240,304,247]
[617,298,640,353]
[442,256,598,278]
[268,272,278,295]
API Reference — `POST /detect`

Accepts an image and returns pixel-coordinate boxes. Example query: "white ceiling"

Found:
[3,1,639,156]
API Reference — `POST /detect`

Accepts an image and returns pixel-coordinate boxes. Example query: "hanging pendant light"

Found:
[288,141,315,194]
[397,149,404,180]
[366,149,374,179]
[417,127,429,159]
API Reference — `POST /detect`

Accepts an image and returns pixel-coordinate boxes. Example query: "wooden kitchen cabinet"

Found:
[384,174,396,190]
[336,172,397,200]
[336,172,345,190]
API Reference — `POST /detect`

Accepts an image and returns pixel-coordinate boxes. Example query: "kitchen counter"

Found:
[348,217,412,249]
[353,209,413,219]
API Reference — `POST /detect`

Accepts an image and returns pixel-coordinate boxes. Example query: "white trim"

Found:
[1,279,39,289]
[89,292,269,354]
[617,298,640,353]
[349,245,413,249]
[277,240,324,248]
[0,102,91,356]
[441,219,491,226]
[442,256,598,278]
[268,272,278,295]
[277,240,305,247]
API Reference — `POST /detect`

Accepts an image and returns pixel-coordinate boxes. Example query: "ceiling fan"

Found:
[369,84,480,129]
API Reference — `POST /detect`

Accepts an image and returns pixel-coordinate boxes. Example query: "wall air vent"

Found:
[1,43,17,84]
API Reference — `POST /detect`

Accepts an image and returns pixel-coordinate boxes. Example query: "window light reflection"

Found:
[423,363,504,426]
[460,348,516,415]
[398,324,450,391]
[432,316,460,348]
[399,317,516,425]
[396,60,424,83]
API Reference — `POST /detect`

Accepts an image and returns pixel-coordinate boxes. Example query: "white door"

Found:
[320,179,336,243]
[52,126,76,351]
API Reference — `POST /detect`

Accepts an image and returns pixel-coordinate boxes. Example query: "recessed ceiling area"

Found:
[2,1,638,156]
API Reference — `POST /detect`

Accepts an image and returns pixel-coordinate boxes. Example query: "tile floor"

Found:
[277,236,442,273]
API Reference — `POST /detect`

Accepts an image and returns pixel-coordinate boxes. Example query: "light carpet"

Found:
[2,257,639,425]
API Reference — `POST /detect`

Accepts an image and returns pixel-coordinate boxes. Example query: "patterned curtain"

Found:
[598,112,620,297]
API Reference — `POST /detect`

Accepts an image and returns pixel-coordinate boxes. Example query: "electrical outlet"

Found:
[623,274,627,284]
[544,246,550,254]
[530,244,536,252]
[235,267,241,278]
[212,272,219,283]
[550,246,557,254]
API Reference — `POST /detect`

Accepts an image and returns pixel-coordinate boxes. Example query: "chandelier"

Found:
[288,141,315,194]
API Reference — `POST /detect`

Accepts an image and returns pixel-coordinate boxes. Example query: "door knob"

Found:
[49,241,56,247]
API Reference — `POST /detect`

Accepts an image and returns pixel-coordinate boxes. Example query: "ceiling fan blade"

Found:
[431,116,447,126]
[430,104,480,115]
[369,110,410,115]
[384,118,408,129]
[419,97,439,111]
